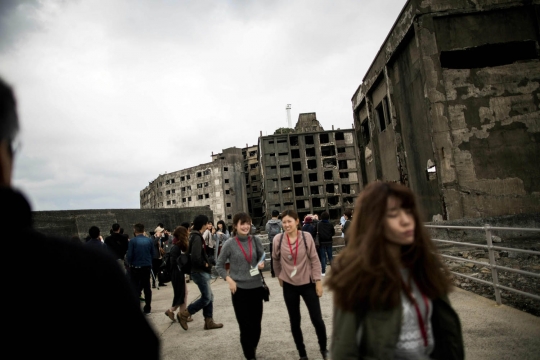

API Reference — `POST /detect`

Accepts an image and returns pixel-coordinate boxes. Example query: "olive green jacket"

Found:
[331,295,464,359]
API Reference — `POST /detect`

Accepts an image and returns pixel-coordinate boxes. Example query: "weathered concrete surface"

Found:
[32,207,213,240]
[144,271,540,360]
[351,0,540,221]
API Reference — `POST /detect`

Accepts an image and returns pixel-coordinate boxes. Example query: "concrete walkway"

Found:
[144,271,540,360]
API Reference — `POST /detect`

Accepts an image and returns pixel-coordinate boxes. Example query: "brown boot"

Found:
[204,317,223,330]
[178,309,191,331]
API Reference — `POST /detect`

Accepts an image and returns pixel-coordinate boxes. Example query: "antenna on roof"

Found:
[286,104,292,128]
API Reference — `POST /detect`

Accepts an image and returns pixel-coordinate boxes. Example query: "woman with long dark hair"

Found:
[216,212,265,360]
[327,181,463,359]
[164,226,192,324]
[272,209,328,360]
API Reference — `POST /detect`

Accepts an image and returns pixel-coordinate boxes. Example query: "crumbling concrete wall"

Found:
[352,0,540,221]
[32,207,213,241]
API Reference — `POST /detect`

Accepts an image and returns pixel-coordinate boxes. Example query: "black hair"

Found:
[193,214,209,231]
[112,223,120,231]
[321,211,330,220]
[133,223,145,233]
[88,226,100,239]
[157,222,164,228]
[180,221,190,230]
[271,209,280,217]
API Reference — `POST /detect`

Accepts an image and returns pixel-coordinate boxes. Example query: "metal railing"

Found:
[229,226,539,307]
[426,224,540,305]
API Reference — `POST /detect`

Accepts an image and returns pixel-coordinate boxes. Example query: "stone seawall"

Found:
[32,207,213,240]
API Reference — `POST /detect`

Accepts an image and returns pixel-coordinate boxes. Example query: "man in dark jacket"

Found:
[316,211,335,276]
[178,214,224,331]
[104,223,129,272]
[0,77,159,359]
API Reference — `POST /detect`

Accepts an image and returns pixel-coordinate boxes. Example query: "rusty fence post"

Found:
[485,224,502,305]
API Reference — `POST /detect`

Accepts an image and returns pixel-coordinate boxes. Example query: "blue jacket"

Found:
[127,234,154,267]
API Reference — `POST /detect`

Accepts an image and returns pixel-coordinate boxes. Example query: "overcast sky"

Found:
[0,0,406,211]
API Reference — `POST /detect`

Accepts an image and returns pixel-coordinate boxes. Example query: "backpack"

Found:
[267,222,281,241]
[177,253,191,274]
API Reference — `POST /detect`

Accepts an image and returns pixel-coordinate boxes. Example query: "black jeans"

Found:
[283,282,327,357]
[130,266,152,313]
[232,287,264,359]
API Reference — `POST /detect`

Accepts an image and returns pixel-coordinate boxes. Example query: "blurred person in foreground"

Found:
[0,77,159,359]
[327,181,463,359]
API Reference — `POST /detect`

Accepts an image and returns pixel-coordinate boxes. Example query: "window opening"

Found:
[319,133,329,144]
[290,136,299,146]
[294,174,303,183]
[338,160,348,170]
[295,187,304,196]
[308,173,318,182]
[312,198,321,207]
[292,162,302,171]
[328,196,339,206]
[305,135,314,145]
[307,159,317,169]
[321,145,336,157]
[326,184,335,193]
[310,185,319,195]
[324,171,333,180]
[305,148,316,157]
[335,132,344,141]
[342,184,351,194]
[291,149,300,159]
[361,118,370,144]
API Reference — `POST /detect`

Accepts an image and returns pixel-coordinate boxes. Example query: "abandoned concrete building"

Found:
[242,144,264,225]
[140,147,248,226]
[352,0,540,221]
[259,113,362,222]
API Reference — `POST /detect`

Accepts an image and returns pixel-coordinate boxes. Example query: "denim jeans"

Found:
[188,271,213,318]
[318,245,333,274]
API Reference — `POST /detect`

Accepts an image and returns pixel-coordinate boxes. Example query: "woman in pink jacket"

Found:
[272,209,327,360]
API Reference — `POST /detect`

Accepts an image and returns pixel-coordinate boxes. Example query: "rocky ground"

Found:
[436,236,540,317]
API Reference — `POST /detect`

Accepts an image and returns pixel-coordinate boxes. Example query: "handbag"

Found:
[260,270,270,302]
[315,222,320,247]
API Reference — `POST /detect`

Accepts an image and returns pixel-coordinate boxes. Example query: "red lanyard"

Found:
[235,236,252,264]
[403,280,430,347]
[286,232,299,266]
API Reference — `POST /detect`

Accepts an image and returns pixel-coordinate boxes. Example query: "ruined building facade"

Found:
[352,0,540,220]
[242,145,264,225]
[140,147,247,226]
[259,113,362,222]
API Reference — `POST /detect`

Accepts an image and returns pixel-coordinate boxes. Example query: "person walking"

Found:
[152,226,167,287]
[272,210,328,360]
[164,226,193,324]
[178,214,223,331]
[104,223,129,272]
[127,223,155,315]
[327,181,464,359]
[314,211,335,277]
[265,209,282,278]
[216,212,266,360]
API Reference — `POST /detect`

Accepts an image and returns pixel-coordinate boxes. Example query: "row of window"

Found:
[267,132,347,147]
[155,167,232,186]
